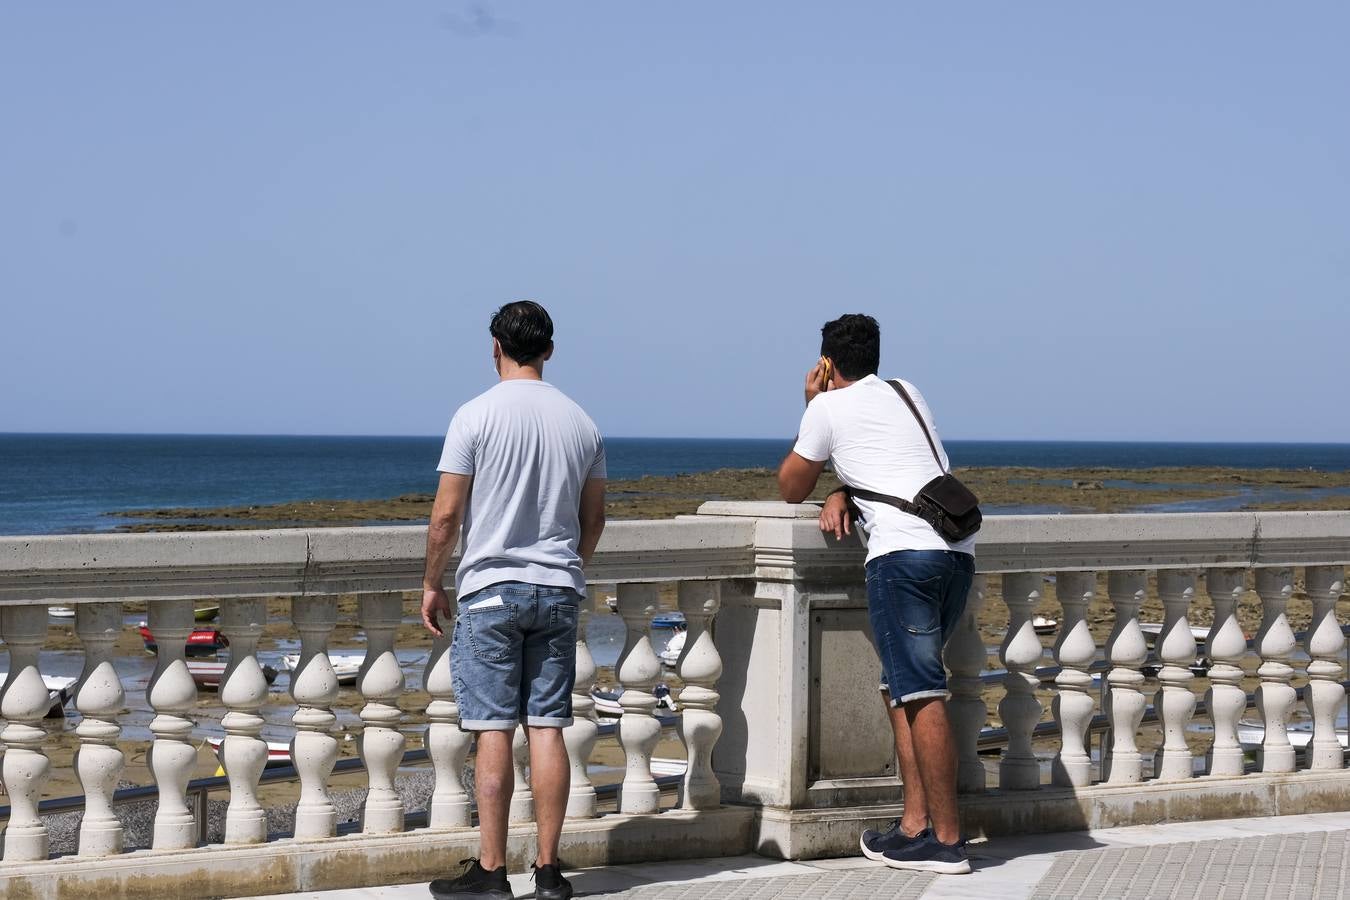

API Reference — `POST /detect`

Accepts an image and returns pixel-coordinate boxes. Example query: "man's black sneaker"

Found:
[881,832,971,875]
[532,862,574,900]
[429,859,513,900]
[860,818,931,862]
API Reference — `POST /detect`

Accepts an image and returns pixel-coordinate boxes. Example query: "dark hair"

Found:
[820,314,880,380]
[490,300,554,364]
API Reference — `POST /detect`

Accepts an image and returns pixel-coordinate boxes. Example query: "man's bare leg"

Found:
[884,692,929,836]
[526,726,570,866]
[474,729,515,870]
[904,697,960,844]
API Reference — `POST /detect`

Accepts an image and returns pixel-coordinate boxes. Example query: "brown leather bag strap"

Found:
[887,379,947,474]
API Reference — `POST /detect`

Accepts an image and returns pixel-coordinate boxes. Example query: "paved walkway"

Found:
[251,811,1350,900]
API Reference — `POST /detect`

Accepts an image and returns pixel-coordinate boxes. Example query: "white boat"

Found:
[1140,623,1213,643]
[1032,616,1057,635]
[48,606,76,619]
[659,629,687,667]
[1237,719,1349,752]
[281,653,364,685]
[651,757,688,777]
[0,674,77,718]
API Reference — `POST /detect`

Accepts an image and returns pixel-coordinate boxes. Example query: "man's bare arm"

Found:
[421,473,472,636]
[777,451,827,503]
[578,477,607,568]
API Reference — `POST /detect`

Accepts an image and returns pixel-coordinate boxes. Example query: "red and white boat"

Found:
[138,624,229,657]
[207,735,293,766]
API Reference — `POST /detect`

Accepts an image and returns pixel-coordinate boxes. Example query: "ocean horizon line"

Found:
[5,431,1350,448]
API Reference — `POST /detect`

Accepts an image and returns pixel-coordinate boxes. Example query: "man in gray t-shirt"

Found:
[422,301,605,900]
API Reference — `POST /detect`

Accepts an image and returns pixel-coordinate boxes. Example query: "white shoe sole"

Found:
[881,855,971,875]
[859,833,887,862]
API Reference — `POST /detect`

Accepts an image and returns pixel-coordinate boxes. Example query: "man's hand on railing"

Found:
[421,586,453,637]
[819,489,852,541]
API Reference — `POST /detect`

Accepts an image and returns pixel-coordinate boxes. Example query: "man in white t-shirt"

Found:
[778,314,975,876]
[422,301,605,900]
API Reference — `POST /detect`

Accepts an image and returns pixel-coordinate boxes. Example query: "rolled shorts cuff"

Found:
[525,715,573,728]
[891,689,950,707]
[459,718,518,732]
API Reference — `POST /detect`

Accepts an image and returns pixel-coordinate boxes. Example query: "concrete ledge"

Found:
[0,808,758,899]
[751,769,1350,859]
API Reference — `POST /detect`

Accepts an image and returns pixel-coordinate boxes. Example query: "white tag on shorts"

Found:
[468,595,504,611]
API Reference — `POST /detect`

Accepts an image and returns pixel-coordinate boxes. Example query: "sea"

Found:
[3,433,1350,537]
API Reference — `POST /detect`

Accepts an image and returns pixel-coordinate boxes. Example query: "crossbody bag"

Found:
[843,380,982,542]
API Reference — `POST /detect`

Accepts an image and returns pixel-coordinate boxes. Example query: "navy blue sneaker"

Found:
[429,859,513,899]
[881,832,971,875]
[859,818,931,862]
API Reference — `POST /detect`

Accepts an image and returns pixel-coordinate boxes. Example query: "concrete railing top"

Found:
[3,505,1350,604]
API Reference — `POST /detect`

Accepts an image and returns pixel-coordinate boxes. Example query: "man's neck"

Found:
[498,361,545,382]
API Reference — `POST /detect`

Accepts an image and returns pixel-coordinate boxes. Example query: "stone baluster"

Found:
[358,594,406,833]
[1204,569,1249,777]
[615,583,662,813]
[1,605,54,860]
[563,591,601,819]
[290,596,340,839]
[1104,571,1148,784]
[1153,571,1198,781]
[999,573,1043,790]
[510,725,535,823]
[1254,568,1297,773]
[74,602,126,856]
[1304,566,1346,771]
[1051,571,1097,787]
[424,633,472,827]
[945,574,989,793]
[219,598,269,843]
[146,599,200,849]
[676,581,723,810]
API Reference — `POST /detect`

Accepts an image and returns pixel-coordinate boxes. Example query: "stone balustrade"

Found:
[0,508,1348,896]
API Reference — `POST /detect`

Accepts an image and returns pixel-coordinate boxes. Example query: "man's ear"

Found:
[542,341,555,362]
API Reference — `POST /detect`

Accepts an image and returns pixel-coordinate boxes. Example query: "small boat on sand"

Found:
[139,625,229,657]
[0,674,76,718]
[1237,719,1349,752]
[186,659,279,691]
[207,736,293,767]
[280,653,364,686]
[1032,616,1058,635]
[194,605,221,622]
[48,606,76,619]
[659,628,686,667]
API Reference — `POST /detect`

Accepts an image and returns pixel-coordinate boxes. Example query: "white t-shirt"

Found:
[437,379,606,598]
[793,374,977,562]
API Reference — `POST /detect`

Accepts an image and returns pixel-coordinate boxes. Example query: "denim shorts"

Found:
[451,581,580,730]
[865,550,975,706]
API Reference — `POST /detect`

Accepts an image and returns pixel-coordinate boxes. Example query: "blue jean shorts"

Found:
[451,581,580,730]
[865,550,975,706]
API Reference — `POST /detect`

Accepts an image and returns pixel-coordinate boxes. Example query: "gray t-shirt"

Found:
[437,379,606,598]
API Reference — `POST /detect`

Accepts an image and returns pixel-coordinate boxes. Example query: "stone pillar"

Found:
[999,573,1043,790]
[563,590,601,819]
[1304,566,1346,771]
[358,594,406,833]
[219,597,270,843]
[615,582,662,814]
[290,596,340,840]
[1,604,53,860]
[1051,571,1097,788]
[946,574,988,793]
[510,725,535,823]
[676,581,723,810]
[1203,569,1249,777]
[1153,571,1198,781]
[424,632,472,827]
[74,602,126,857]
[1254,568,1297,773]
[146,599,199,850]
[1104,571,1148,784]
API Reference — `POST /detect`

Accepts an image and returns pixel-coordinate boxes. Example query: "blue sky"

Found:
[3,3,1347,441]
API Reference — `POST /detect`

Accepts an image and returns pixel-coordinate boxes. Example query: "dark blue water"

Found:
[3,434,1350,536]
